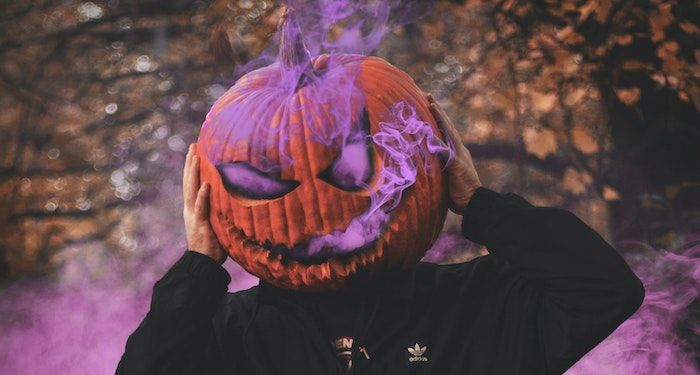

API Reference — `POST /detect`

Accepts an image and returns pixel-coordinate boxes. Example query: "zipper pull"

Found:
[359,346,370,360]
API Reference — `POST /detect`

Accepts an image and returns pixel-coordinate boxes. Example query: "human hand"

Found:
[183,144,226,263]
[427,94,483,215]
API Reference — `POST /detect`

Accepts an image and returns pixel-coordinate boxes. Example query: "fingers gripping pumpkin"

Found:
[196,10,449,291]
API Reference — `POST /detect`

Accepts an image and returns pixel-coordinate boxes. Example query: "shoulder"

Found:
[412,254,519,297]
[224,286,260,311]
[415,254,503,282]
[212,286,260,326]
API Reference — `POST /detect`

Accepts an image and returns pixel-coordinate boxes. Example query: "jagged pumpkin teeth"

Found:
[389,220,401,231]
[195,10,448,291]
[320,263,331,279]
[362,252,371,266]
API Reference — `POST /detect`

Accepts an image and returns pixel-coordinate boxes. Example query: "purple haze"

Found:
[0,177,259,374]
[231,0,433,79]
[567,238,700,374]
[303,102,451,259]
[322,139,372,191]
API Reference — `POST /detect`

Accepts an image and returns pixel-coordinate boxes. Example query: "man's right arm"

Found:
[116,251,231,375]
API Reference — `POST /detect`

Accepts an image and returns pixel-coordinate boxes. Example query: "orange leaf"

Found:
[602,185,620,201]
[622,60,649,71]
[651,73,667,86]
[662,56,686,75]
[530,90,558,113]
[523,127,558,159]
[563,168,592,195]
[649,4,674,43]
[578,0,595,22]
[571,125,599,154]
[679,21,700,35]
[615,87,641,105]
[594,0,612,23]
[564,88,587,106]
[615,34,633,46]
[556,26,585,45]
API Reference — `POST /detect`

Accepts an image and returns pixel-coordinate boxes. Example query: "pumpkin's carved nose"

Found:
[317,109,374,192]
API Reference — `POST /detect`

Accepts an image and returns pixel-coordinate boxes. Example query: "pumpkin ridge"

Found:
[263,103,290,247]
[302,93,340,234]
[315,96,368,230]
[296,93,331,234]
[286,95,325,244]
[279,103,307,248]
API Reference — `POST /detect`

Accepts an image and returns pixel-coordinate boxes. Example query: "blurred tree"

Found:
[498,0,700,248]
[0,0,275,281]
[378,0,699,249]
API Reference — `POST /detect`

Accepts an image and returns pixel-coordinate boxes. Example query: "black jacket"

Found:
[116,187,644,374]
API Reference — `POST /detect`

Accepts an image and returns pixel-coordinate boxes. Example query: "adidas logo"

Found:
[407,343,428,363]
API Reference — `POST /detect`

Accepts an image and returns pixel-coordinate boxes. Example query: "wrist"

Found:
[451,184,483,215]
[189,247,226,264]
[178,250,231,285]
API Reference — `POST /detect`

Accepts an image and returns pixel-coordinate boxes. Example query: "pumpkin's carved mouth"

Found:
[237,228,379,264]
[227,208,391,264]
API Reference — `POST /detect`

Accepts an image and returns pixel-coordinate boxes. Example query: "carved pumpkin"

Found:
[196,11,448,291]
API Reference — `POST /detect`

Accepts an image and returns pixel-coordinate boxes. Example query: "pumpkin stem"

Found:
[278,7,317,89]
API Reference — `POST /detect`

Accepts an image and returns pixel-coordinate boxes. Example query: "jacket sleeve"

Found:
[116,251,231,375]
[460,187,645,374]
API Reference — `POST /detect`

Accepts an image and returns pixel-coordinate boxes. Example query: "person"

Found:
[116,96,644,375]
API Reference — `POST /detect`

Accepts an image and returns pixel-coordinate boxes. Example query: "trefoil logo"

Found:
[407,343,428,363]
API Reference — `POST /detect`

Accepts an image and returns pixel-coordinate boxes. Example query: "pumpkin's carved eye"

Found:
[216,162,299,200]
[318,140,373,192]
[318,109,374,192]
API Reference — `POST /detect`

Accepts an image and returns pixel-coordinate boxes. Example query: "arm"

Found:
[117,144,232,374]
[116,251,231,375]
[461,187,644,374]
[428,97,644,374]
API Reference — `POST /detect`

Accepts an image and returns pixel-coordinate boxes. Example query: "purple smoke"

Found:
[369,101,451,214]
[201,3,449,260]
[320,136,372,191]
[232,0,433,79]
[422,233,700,374]
[568,238,700,374]
[304,101,451,259]
[284,0,432,56]
[0,178,258,375]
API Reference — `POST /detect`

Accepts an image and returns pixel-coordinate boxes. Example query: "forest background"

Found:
[0,0,698,373]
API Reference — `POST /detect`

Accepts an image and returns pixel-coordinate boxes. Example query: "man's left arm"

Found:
[427,96,644,374]
[460,187,644,374]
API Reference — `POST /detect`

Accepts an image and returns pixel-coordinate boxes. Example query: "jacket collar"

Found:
[251,266,417,361]
[257,266,415,305]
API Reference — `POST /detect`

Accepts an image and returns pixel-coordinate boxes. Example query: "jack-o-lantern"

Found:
[196,10,448,291]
